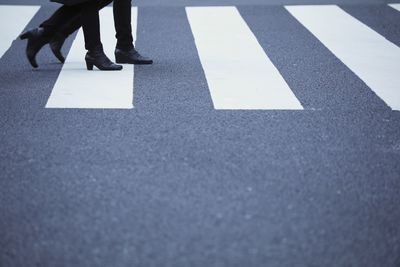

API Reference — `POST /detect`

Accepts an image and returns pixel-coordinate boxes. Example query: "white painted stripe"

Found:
[286,5,400,110]
[46,7,137,109]
[186,7,303,110]
[389,3,400,12]
[0,5,40,58]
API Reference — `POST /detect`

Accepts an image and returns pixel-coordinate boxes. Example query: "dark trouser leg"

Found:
[113,0,134,50]
[40,5,80,36]
[40,0,112,38]
[80,0,102,51]
[58,0,113,37]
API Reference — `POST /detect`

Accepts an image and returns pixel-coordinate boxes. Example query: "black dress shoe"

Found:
[20,28,51,68]
[85,48,123,71]
[49,33,67,64]
[115,47,153,65]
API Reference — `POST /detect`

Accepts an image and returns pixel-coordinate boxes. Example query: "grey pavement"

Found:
[0,1,400,267]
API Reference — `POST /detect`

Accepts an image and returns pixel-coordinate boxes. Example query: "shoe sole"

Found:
[115,58,153,65]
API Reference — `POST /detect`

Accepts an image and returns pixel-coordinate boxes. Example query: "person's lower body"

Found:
[41,0,152,65]
[20,0,121,70]
[40,0,112,41]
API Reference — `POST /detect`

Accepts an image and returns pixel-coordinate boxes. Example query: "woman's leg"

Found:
[39,5,81,36]
[79,0,122,70]
[47,0,113,63]
[79,0,102,51]
[57,0,113,38]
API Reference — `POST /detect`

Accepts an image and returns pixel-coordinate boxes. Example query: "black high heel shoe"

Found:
[85,48,122,71]
[20,28,50,68]
[49,33,67,64]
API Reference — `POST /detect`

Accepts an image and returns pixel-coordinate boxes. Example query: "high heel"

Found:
[19,28,51,68]
[49,33,67,63]
[85,48,122,71]
[86,61,94,71]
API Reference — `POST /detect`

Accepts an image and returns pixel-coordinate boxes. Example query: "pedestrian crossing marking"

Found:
[389,3,400,12]
[1,5,399,111]
[45,7,137,109]
[286,5,400,111]
[0,5,40,58]
[186,6,303,110]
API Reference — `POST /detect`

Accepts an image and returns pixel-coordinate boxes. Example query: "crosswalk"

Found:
[46,7,137,109]
[0,4,399,111]
[286,5,400,111]
[186,7,303,110]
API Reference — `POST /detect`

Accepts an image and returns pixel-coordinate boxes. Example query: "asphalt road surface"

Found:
[1,0,400,266]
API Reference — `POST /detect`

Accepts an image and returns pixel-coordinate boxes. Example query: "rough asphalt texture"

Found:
[0,0,400,266]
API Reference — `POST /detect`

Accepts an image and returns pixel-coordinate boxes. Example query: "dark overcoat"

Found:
[50,0,92,5]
